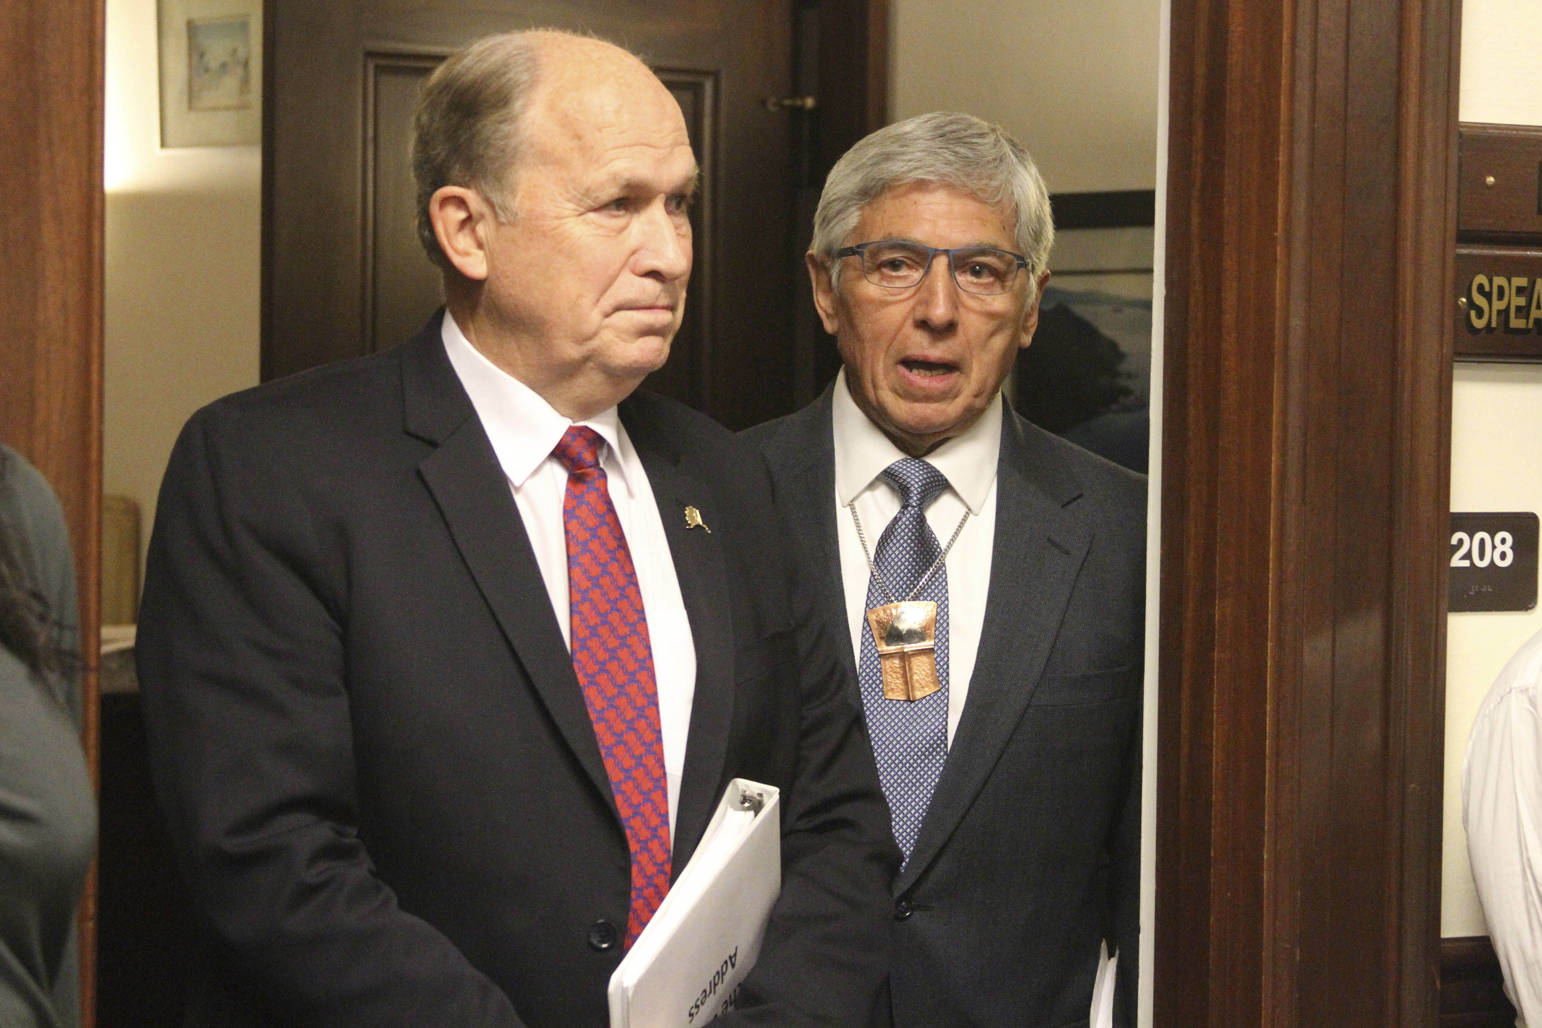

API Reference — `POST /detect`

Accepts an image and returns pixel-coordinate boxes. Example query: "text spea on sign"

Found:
[1464,272,1542,333]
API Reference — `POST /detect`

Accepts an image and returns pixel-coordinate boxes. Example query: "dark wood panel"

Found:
[364,54,444,356]
[1390,3,1461,1020]
[1049,190,1156,230]
[650,71,716,410]
[1157,1,1283,1020]
[805,0,887,178]
[1459,123,1542,243]
[0,0,104,1023]
[1156,0,1456,1022]
[1440,936,1518,1027]
[96,687,194,1026]
[789,0,890,402]
[0,2,104,592]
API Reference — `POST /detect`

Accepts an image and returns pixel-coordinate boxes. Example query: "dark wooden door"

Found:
[263,0,879,428]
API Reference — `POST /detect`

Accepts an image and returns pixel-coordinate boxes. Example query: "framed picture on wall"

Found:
[157,0,263,148]
[1014,191,1155,474]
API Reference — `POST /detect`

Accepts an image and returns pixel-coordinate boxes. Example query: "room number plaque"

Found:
[1449,512,1539,612]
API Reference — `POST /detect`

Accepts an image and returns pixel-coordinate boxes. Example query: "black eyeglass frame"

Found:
[832,240,1032,296]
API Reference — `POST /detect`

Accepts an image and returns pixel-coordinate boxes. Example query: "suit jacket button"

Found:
[894,898,913,921]
[588,919,620,951]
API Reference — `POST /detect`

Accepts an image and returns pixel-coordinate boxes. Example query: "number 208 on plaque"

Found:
[1449,512,1539,613]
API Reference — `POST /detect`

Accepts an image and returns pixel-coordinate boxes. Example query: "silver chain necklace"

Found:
[847,500,971,604]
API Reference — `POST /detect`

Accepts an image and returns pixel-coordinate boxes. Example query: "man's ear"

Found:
[806,252,842,336]
[1018,269,1053,350]
[429,186,493,282]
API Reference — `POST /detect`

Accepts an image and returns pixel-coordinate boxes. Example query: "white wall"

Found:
[891,0,1161,194]
[1440,0,1542,938]
[103,0,261,600]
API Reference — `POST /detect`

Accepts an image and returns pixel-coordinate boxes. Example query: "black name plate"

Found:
[1449,512,1539,612]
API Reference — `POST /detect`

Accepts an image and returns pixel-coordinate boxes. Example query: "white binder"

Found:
[1090,940,1117,1028]
[608,779,781,1027]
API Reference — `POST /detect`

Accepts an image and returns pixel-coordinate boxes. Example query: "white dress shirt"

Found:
[831,369,999,743]
[1463,624,1542,1028]
[441,313,696,837]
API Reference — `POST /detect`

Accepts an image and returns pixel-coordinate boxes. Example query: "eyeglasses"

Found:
[834,240,1030,296]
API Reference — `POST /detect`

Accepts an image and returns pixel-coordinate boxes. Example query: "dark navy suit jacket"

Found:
[137,316,897,1026]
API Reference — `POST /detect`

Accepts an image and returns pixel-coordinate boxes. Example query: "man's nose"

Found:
[634,201,692,281]
[913,252,960,327]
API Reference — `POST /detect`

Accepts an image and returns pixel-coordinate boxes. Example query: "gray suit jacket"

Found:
[744,386,1145,1027]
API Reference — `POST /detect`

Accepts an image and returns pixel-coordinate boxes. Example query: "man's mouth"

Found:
[614,301,679,324]
[900,358,956,377]
[618,294,678,312]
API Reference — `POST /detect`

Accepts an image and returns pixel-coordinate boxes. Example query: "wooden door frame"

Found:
[0,0,104,1023]
[1156,0,1458,1021]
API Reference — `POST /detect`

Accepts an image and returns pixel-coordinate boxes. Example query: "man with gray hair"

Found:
[746,111,1146,1025]
[137,29,895,1025]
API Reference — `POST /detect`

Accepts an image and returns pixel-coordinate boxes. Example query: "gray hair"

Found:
[410,32,547,269]
[810,111,1054,293]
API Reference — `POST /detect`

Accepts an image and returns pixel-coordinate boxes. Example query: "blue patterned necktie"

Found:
[857,458,951,864]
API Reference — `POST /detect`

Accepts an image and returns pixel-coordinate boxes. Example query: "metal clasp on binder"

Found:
[737,788,765,814]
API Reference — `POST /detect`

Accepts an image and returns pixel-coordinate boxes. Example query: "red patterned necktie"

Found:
[552,426,671,947]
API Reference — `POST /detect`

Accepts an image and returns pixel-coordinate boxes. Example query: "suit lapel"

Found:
[621,400,736,873]
[400,321,614,808]
[897,406,1092,892]
[759,388,859,691]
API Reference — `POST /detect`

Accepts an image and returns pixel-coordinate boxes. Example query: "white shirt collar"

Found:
[439,311,638,498]
[830,367,1002,511]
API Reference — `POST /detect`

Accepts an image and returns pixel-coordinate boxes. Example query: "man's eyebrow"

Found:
[602,165,700,196]
[658,166,702,196]
[884,236,1009,249]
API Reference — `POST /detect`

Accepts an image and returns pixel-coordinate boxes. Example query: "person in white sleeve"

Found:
[1464,624,1542,1027]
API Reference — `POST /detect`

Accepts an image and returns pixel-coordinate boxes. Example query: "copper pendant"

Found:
[865,600,940,701]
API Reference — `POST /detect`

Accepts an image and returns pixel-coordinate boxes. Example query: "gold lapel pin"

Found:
[684,505,711,533]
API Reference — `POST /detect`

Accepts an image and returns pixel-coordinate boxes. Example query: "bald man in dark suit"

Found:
[137,30,894,1025]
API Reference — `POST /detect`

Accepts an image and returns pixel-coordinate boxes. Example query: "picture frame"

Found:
[157,0,263,148]
[1014,191,1156,473]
